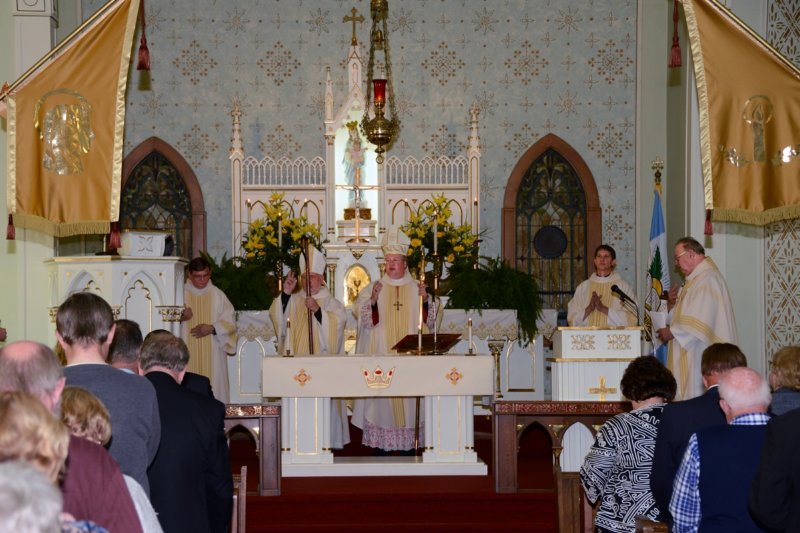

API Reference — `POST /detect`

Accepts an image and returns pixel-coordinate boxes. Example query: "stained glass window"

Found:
[515,148,588,311]
[120,152,192,258]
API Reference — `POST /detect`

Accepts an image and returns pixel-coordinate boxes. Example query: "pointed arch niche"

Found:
[502,134,601,311]
[121,137,206,259]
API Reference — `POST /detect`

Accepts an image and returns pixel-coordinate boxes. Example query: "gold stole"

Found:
[184,290,213,379]
[587,280,613,328]
[668,281,692,400]
[286,293,341,355]
[375,282,423,426]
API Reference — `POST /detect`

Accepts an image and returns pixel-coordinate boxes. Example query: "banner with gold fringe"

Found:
[4,0,140,237]
[681,0,800,225]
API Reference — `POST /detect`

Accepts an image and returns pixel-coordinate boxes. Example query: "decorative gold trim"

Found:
[293,369,312,387]
[157,306,184,322]
[445,367,463,385]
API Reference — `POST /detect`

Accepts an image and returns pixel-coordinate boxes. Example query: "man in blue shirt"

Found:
[670,367,771,532]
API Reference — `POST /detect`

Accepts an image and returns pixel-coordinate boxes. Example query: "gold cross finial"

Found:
[588,376,617,401]
[343,8,365,46]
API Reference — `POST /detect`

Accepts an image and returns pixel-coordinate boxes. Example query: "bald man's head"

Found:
[0,341,65,413]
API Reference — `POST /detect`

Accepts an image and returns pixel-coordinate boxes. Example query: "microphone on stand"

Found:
[611,284,633,304]
[611,284,640,326]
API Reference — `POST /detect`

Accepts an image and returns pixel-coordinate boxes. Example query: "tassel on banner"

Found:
[137,0,150,71]
[108,221,122,250]
[669,0,682,68]
[6,214,15,241]
[704,209,713,235]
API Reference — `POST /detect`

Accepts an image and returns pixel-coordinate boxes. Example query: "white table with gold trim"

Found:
[263,354,493,477]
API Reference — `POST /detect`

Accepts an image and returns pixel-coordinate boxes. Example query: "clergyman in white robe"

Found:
[567,272,638,327]
[667,256,737,400]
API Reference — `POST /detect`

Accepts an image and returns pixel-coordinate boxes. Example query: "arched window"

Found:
[120,137,206,258]
[503,134,600,311]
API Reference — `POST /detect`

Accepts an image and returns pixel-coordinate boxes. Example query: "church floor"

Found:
[229,417,558,532]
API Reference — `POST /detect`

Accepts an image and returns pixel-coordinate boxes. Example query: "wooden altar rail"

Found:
[224,403,281,496]
[493,401,631,533]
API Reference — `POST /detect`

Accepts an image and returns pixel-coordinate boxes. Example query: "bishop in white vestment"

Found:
[351,228,436,452]
[268,245,350,448]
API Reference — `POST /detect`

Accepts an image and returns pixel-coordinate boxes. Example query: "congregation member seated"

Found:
[650,342,747,526]
[61,386,164,533]
[57,292,160,496]
[669,367,771,532]
[0,390,109,532]
[580,356,677,532]
[767,345,800,416]
[140,331,233,533]
[0,340,142,533]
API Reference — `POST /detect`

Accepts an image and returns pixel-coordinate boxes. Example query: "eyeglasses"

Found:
[674,250,689,264]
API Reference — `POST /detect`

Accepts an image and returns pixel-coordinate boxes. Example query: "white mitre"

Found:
[299,245,327,276]
[381,226,410,257]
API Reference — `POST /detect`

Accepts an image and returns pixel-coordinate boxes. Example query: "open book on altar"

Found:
[391,333,462,355]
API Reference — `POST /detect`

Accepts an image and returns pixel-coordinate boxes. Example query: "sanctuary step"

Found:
[229,416,558,532]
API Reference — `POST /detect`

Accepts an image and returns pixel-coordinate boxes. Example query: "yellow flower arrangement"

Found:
[242,192,322,273]
[400,193,479,272]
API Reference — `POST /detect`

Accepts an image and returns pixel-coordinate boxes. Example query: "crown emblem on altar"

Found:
[362,366,395,389]
[345,120,359,130]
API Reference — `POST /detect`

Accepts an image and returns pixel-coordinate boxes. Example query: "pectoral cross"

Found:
[343,8,364,46]
[393,287,403,311]
[588,376,617,401]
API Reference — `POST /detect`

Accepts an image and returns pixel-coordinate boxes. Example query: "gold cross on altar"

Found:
[343,8,364,46]
[588,376,617,401]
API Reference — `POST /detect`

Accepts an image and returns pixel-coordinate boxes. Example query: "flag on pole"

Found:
[681,0,800,226]
[644,179,670,365]
[4,0,141,237]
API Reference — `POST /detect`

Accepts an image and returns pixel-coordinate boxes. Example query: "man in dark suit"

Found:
[749,405,800,530]
[650,342,747,524]
[141,331,232,533]
[143,329,216,398]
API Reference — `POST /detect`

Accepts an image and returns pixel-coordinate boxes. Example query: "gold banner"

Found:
[682,0,800,225]
[6,0,140,236]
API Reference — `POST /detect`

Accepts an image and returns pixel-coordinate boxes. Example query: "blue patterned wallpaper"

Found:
[91,0,638,280]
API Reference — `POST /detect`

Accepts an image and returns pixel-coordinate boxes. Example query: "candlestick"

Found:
[285,317,291,357]
[277,216,282,250]
[433,218,438,254]
[473,197,479,235]
[468,317,473,354]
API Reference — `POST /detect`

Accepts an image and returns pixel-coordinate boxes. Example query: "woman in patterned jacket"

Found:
[580,356,677,533]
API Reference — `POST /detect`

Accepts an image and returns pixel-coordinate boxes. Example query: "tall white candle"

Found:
[278,217,282,249]
[468,317,473,350]
[433,218,438,254]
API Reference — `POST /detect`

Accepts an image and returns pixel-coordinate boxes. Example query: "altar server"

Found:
[180,256,237,403]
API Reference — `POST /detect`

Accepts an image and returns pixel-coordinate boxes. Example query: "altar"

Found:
[263,354,494,477]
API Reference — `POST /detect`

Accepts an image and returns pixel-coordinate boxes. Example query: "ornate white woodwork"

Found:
[45,256,187,336]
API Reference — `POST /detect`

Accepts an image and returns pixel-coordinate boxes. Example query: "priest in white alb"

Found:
[351,227,435,454]
[567,244,638,327]
[180,257,237,403]
[268,244,350,448]
[657,237,738,400]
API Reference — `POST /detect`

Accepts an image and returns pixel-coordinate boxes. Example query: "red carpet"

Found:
[229,417,557,532]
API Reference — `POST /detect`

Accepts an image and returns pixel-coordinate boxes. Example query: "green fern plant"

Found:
[444,257,542,344]
[200,251,279,311]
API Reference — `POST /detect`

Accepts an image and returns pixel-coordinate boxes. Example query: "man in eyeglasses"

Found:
[656,237,738,400]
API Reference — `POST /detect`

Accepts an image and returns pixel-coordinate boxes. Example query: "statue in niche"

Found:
[342,121,365,209]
